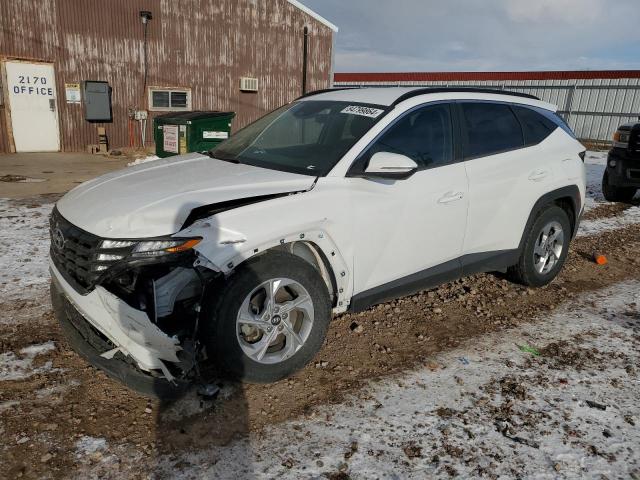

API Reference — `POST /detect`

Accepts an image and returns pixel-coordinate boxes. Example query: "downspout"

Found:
[330,26,335,88]
[302,26,309,95]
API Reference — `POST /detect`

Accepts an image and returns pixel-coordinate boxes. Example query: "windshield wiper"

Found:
[206,150,240,164]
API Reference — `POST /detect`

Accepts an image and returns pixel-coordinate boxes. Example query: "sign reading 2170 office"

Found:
[12,75,54,96]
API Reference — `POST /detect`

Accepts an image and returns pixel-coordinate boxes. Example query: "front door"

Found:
[348,103,469,298]
[4,61,60,152]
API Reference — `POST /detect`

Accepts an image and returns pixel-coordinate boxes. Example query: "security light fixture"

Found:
[140,11,152,24]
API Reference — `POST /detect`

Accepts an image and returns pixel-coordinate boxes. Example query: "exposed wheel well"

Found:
[270,241,338,307]
[553,197,577,237]
[519,186,581,252]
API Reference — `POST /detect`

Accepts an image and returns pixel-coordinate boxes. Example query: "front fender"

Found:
[181,219,352,313]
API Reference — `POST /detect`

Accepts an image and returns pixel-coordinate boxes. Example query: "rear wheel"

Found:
[508,205,571,287]
[202,251,331,383]
[602,170,637,203]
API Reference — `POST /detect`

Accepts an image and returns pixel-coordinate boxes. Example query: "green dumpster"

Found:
[154,111,235,158]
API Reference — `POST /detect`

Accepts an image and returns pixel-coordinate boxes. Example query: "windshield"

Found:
[210,101,387,176]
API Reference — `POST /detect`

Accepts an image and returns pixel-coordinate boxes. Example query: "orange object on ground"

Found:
[593,253,608,265]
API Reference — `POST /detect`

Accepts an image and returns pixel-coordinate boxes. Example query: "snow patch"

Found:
[35,379,81,398]
[578,206,640,236]
[151,281,640,479]
[0,200,53,304]
[75,436,108,457]
[126,155,160,167]
[0,341,56,381]
[583,150,608,211]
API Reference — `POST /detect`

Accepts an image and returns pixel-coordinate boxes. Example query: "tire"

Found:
[508,205,571,287]
[602,170,637,203]
[202,251,331,383]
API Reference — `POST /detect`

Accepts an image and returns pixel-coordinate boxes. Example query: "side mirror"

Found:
[363,152,418,179]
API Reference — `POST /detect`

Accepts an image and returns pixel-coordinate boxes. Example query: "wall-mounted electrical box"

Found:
[83,81,112,122]
[240,77,258,92]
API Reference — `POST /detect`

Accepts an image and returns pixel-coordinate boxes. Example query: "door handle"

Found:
[528,169,549,181]
[438,191,464,204]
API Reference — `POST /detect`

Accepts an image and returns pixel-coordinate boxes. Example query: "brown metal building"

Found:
[0,0,337,153]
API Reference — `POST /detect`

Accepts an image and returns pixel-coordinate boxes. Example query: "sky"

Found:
[302,0,640,72]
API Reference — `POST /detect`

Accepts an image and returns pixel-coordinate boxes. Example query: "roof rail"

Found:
[391,87,540,105]
[295,86,540,104]
[296,87,355,100]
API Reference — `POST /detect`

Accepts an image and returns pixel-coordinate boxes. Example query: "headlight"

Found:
[101,240,135,248]
[131,238,201,257]
[613,130,630,146]
[98,237,201,260]
[92,237,201,276]
[97,253,125,261]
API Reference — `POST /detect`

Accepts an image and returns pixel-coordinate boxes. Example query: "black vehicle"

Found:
[602,120,640,202]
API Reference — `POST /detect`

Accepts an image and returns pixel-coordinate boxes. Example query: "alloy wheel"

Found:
[236,278,314,364]
[533,220,564,275]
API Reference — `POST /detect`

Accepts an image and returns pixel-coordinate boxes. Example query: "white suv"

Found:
[50,87,586,397]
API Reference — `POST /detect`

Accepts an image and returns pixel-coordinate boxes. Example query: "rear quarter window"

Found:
[461,102,524,159]
[512,105,558,146]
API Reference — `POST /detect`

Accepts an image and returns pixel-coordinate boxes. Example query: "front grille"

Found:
[628,169,640,180]
[50,208,103,292]
[50,208,137,292]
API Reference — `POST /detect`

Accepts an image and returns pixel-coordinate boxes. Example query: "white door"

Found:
[4,61,60,152]
[460,102,557,254]
[348,103,469,295]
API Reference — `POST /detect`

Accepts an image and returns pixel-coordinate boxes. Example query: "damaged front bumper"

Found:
[50,262,191,398]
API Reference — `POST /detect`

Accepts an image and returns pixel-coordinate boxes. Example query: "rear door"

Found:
[459,101,557,258]
[348,102,469,298]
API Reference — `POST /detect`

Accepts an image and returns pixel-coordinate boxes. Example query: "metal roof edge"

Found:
[334,70,640,82]
[287,0,339,32]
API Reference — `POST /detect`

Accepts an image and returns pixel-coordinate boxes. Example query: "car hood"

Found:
[56,153,316,238]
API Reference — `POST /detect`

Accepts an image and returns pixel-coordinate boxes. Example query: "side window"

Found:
[367,103,453,169]
[512,105,557,146]
[461,102,523,159]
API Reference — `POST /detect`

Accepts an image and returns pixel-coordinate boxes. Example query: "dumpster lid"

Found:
[154,111,235,121]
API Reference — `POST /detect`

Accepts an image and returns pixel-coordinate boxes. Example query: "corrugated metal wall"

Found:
[0,0,333,153]
[334,76,640,143]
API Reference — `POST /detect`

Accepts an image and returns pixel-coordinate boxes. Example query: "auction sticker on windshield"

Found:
[341,105,385,118]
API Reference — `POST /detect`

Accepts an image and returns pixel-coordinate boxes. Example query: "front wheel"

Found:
[508,205,571,287]
[202,251,331,383]
[602,170,637,203]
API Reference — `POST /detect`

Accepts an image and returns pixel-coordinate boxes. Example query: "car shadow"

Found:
[144,207,260,477]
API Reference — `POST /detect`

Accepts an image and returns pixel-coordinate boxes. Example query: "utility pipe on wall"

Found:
[302,26,309,95]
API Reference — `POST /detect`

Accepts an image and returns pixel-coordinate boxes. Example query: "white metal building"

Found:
[334,71,640,144]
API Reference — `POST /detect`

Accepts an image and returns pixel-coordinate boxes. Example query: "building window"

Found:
[148,87,191,111]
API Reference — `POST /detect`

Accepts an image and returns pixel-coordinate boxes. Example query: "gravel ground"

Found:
[73,280,638,480]
[1,151,640,479]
